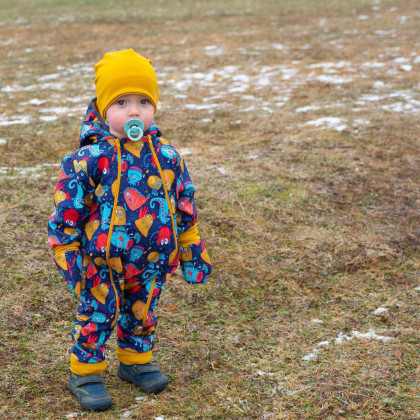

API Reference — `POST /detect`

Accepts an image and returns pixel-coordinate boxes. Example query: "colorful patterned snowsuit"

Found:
[48,100,211,374]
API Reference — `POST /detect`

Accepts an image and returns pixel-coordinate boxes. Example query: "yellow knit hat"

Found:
[94,49,159,119]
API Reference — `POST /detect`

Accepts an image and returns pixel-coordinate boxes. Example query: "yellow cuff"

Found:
[70,353,106,375]
[116,347,152,365]
[178,224,200,247]
[54,242,81,256]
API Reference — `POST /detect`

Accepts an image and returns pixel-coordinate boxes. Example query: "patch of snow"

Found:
[359,15,369,20]
[37,73,61,82]
[0,163,60,177]
[373,81,385,88]
[316,75,352,84]
[335,332,353,345]
[302,349,320,361]
[179,148,192,155]
[272,43,285,50]
[39,115,58,122]
[357,94,384,102]
[375,30,394,36]
[305,117,347,132]
[22,98,46,105]
[310,318,324,324]
[307,61,350,69]
[303,329,393,361]
[382,102,419,113]
[1,84,21,93]
[0,115,31,126]
[256,369,275,377]
[296,105,320,113]
[361,62,385,69]
[0,139,7,145]
[373,307,388,314]
[185,103,218,111]
[400,64,412,72]
[352,329,392,341]
[204,45,223,56]
[40,106,73,114]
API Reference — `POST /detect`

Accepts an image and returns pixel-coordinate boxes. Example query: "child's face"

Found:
[105,94,155,139]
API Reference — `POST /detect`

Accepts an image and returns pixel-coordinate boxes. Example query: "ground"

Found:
[0,0,419,419]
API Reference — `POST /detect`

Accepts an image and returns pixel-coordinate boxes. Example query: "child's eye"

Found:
[117,99,126,106]
[140,99,149,105]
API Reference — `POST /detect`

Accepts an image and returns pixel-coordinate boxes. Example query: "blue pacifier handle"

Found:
[124,119,144,141]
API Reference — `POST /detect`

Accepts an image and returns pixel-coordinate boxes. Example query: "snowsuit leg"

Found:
[69,257,122,375]
[116,264,177,364]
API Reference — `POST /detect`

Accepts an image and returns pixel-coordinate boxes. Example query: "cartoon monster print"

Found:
[98,156,109,176]
[156,226,171,246]
[124,188,148,211]
[181,262,209,283]
[150,196,175,224]
[111,230,133,251]
[114,206,126,225]
[161,145,180,165]
[178,198,194,215]
[135,207,155,237]
[127,166,143,185]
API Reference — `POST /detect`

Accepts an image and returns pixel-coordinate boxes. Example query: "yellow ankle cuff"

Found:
[70,354,106,375]
[116,347,152,365]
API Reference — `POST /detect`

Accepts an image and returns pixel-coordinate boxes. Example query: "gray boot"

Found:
[117,362,168,393]
[68,373,113,411]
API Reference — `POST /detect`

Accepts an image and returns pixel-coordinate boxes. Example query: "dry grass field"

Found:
[0,0,419,418]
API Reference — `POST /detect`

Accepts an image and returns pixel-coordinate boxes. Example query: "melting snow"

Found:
[22,98,46,105]
[0,115,31,126]
[303,329,393,361]
[0,163,60,177]
[373,307,388,314]
[305,117,347,131]
[295,105,320,113]
[316,75,353,84]
[204,45,223,56]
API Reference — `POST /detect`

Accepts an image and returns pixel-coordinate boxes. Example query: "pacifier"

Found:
[124,119,144,141]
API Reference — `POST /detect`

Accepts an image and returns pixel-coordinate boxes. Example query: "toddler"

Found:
[48,49,212,411]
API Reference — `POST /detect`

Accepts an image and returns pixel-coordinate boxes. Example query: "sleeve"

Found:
[48,152,98,294]
[175,155,212,284]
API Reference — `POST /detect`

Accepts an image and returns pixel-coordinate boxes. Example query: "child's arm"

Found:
[175,156,212,284]
[48,153,98,295]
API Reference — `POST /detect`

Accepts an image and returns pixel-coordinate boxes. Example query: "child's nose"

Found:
[128,104,141,116]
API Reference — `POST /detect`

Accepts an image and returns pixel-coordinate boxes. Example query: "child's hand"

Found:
[179,240,212,284]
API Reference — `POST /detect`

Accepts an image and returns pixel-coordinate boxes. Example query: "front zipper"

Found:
[105,136,176,328]
[141,136,179,325]
[105,138,122,328]
[143,277,156,326]
[146,135,178,256]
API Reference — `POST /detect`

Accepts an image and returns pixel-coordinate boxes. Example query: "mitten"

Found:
[179,239,212,284]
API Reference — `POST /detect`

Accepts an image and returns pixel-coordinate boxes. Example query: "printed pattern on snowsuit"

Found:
[48,99,212,365]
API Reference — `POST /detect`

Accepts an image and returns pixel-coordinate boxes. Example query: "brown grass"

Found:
[0,0,419,418]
